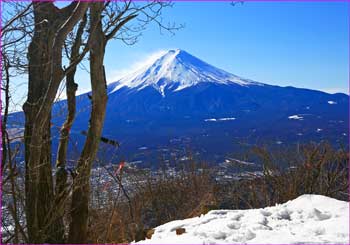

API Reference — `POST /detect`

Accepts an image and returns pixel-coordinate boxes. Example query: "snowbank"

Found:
[136,195,349,244]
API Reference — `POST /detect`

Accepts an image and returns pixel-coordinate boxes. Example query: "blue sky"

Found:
[5,1,350,110]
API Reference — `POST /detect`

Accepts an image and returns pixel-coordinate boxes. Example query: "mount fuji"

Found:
[8,49,349,165]
[73,49,349,163]
[109,49,263,97]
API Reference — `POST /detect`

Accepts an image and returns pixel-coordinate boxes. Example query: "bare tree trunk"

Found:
[68,3,108,243]
[23,4,58,242]
[5,131,20,243]
[23,2,88,243]
[54,13,87,241]
[1,58,10,173]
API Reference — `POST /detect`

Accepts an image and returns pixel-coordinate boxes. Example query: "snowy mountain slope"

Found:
[96,48,348,161]
[109,49,263,97]
[7,49,348,164]
[101,48,348,124]
[135,195,349,244]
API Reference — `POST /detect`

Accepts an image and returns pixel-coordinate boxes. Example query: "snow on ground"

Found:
[219,117,236,121]
[225,158,255,166]
[328,101,337,105]
[288,115,303,120]
[205,117,236,122]
[135,195,349,244]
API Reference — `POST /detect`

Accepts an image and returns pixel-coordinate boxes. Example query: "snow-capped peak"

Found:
[109,49,263,96]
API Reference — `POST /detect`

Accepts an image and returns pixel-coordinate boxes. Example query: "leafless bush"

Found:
[86,158,214,243]
[215,142,349,209]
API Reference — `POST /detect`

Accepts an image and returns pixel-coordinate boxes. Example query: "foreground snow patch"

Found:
[135,195,349,244]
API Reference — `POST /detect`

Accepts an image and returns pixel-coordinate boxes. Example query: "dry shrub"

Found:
[87,161,215,243]
[216,142,349,209]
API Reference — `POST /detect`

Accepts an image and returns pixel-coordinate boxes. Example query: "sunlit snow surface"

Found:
[135,195,349,244]
[204,117,236,122]
[288,115,304,120]
[110,49,263,96]
[328,101,337,105]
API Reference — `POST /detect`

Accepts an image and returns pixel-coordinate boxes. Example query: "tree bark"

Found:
[54,13,87,241]
[23,4,59,242]
[68,3,108,243]
[1,58,10,173]
[23,2,88,243]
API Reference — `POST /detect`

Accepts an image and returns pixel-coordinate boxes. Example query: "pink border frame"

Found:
[0,0,349,244]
